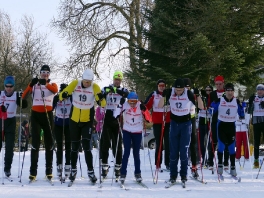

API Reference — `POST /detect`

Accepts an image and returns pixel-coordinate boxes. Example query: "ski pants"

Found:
[90,132,99,150]
[217,121,236,166]
[198,119,209,165]
[0,117,16,171]
[121,130,142,176]
[30,110,54,176]
[235,131,249,159]
[100,119,122,165]
[208,116,230,166]
[253,122,264,160]
[153,123,170,167]
[69,120,93,170]
[54,124,71,166]
[189,117,198,166]
[169,120,191,178]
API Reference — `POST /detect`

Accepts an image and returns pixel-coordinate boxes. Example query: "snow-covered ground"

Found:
[1,149,264,198]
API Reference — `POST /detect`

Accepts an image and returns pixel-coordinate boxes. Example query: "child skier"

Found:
[114,92,151,184]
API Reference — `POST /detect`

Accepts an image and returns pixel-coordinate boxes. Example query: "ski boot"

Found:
[57,164,63,177]
[230,166,237,176]
[29,175,36,182]
[88,169,97,183]
[64,165,71,177]
[46,167,53,180]
[4,169,11,177]
[69,168,77,181]
[101,164,109,178]
[253,159,259,169]
[169,176,176,184]
[191,165,199,179]
[217,164,223,175]
[115,164,121,180]
[120,175,126,185]
[181,176,187,182]
[135,173,142,183]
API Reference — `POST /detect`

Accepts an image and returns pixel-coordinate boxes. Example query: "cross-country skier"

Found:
[59,68,106,184]
[52,83,72,179]
[198,85,213,166]
[0,76,28,177]
[210,83,245,176]
[207,75,230,170]
[100,71,129,179]
[248,83,264,168]
[114,92,152,184]
[22,65,58,181]
[158,78,195,184]
[144,79,170,171]
[183,78,204,178]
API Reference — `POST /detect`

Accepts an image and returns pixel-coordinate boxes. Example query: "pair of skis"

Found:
[120,180,149,190]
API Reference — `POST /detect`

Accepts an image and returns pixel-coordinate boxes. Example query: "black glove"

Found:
[1,105,6,112]
[201,89,207,97]
[162,89,168,97]
[140,103,147,111]
[120,97,126,105]
[260,101,264,109]
[19,90,23,97]
[29,77,38,87]
[193,88,200,96]
[62,92,69,99]
[38,79,46,85]
[97,92,104,100]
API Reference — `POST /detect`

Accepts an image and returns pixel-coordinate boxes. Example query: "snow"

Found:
[1,149,264,198]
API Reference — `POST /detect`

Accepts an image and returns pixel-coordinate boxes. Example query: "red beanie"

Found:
[214,75,224,82]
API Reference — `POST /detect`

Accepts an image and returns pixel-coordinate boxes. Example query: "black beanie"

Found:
[40,65,50,72]
[174,78,185,88]
[205,85,213,91]
[60,83,68,92]
[225,83,234,91]
[157,79,166,85]
[183,78,192,87]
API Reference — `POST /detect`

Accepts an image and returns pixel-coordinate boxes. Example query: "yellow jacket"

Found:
[59,80,106,122]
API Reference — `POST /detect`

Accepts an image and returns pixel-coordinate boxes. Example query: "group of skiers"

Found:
[0,64,264,186]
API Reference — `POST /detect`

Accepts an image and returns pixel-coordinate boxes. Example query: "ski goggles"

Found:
[127,99,138,104]
[40,71,50,74]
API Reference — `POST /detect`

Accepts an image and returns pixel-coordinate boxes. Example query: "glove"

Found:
[38,79,47,85]
[193,88,200,96]
[260,101,264,109]
[140,103,147,111]
[29,77,38,87]
[97,92,104,100]
[162,89,168,97]
[1,105,6,112]
[120,97,126,105]
[109,85,116,93]
[19,90,23,97]
[62,92,69,99]
[201,89,207,97]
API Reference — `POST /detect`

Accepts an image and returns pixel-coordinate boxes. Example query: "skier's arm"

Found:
[247,94,255,114]
[210,99,220,112]
[237,99,245,119]
[52,95,59,111]
[158,89,171,108]
[59,80,78,101]
[93,83,106,108]
[46,83,58,94]
[144,92,154,110]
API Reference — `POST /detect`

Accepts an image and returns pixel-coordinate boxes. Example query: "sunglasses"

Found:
[158,84,165,88]
[5,85,14,88]
[40,71,50,74]
[205,89,212,92]
[128,99,138,104]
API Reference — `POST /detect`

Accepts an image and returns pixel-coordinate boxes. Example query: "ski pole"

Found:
[19,144,26,183]
[256,157,264,179]
[18,89,23,178]
[78,153,83,178]
[197,125,204,183]
[61,100,65,184]
[1,116,4,185]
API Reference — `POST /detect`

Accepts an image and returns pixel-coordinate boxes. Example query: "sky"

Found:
[0,0,114,87]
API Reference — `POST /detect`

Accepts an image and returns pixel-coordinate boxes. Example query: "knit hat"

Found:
[4,76,15,86]
[174,78,185,88]
[157,79,166,85]
[40,65,50,72]
[183,78,192,87]
[225,83,234,91]
[205,85,213,91]
[214,75,224,82]
[256,84,264,90]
